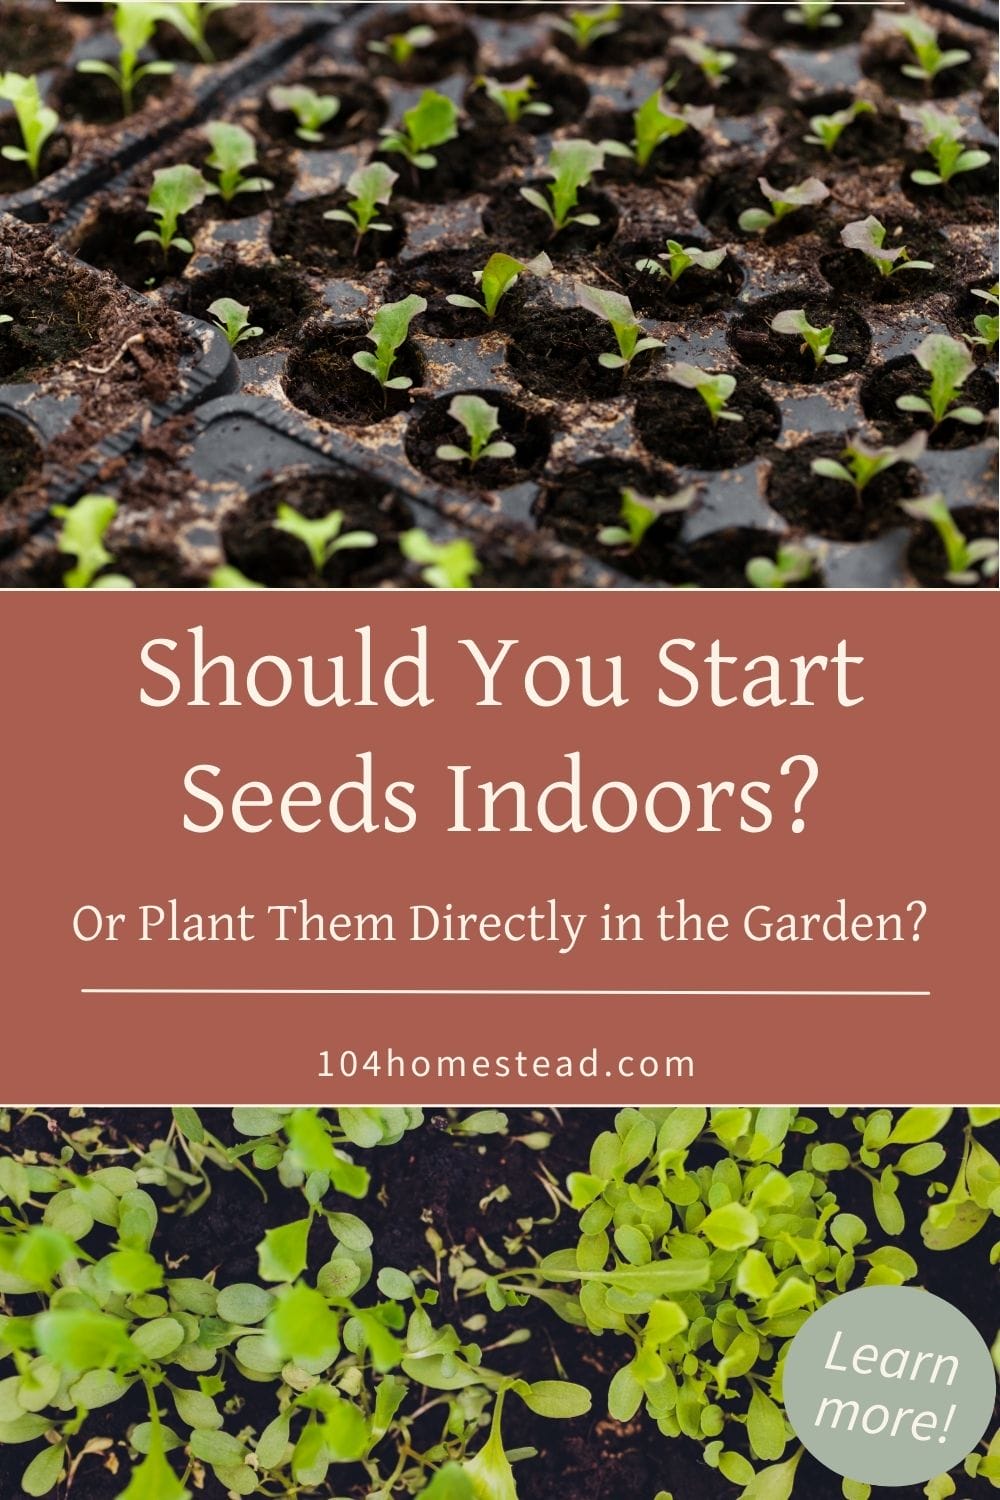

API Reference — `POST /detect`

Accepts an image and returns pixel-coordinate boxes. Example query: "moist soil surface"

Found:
[728,290,872,383]
[766,431,921,541]
[505,306,644,400]
[175,258,318,359]
[405,387,551,489]
[0,120,72,196]
[386,246,533,339]
[73,203,193,290]
[0,415,43,501]
[270,191,408,273]
[635,379,782,469]
[283,321,423,427]
[355,5,479,82]
[152,5,261,64]
[600,234,744,320]
[52,66,176,127]
[0,275,103,382]
[667,46,792,116]
[536,457,690,582]
[257,75,388,149]
[464,60,591,135]
[1,4,74,71]
[482,182,619,257]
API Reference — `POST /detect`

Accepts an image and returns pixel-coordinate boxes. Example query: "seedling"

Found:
[75,2,174,118]
[352,295,426,391]
[0,315,11,327]
[135,164,210,260]
[668,363,743,423]
[636,240,727,286]
[202,120,273,202]
[266,83,340,144]
[474,74,552,127]
[769,308,848,367]
[209,297,263,348]
[367,24,435,67]
[839,215,935,276]
[155,2,236,65]
[324,162,398,253]
[209,565,265,589]
[737,175,829,234]
[673,37,737,88]
[746,544,816,588]
[901,494,999,584]
[896,332,984,430]
[598,486,696,551]
[783,1,842,30]
[50,495,134,589]
[804,98,874,153]
[445,251,552,320]
[0,72,59,181]
[551,4,623,53]
[969,283,999,350]
[434,394,516,470]
[602,89,713,172]
[401,529,482,588]
[576,283,664,371]
[521,139,606,234]
[908,106,990,185]
[891,15,971,84]
[380,90,459,170]
[810,432,927,499]
[273,503,377,575]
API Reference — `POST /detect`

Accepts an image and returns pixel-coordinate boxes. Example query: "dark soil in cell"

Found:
[907,504,998,587]
[0,417,42,501]
[0,275,101,383]
[746,3,872,48]
[860,28,986,100]
[0,4,74,71]
[52,65,175,127]
[220,468,415,587]
[551,4,675,67]
[506,306,646,400]
[257,74,387,149]
[355,5,478,82]
[0,120,72,196]
[283,321,423,427]
[782,89,906,169]
[953,279,1000,355]
[635,379,782,469]
[270,191,407,274]
[386,247,532,339]
[535,457,691,582]
[583,105,705,181]
[766,431,921,540]
[676,526,811,588]
[697,162,827,241]
[153,4,261,64]
[820,223,951,302]
[482,182,619,257]
[728,290,871,383]
[861,356,998,449]
[176,259,318,359]
[405,388,551,489]
[901,148,999,221]
[464,60,590,134]
[666,46,791,116]
[601,234,744,320]
[73,203,192,290]
[377,127,531,203]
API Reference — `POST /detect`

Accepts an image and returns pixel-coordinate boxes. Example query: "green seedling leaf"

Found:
[475,73,552,127]
[668,362,743,423]
[738,175,828,234]
[0,73,59,181]
[447,251,552,320]
[785,1,842,30]
[521,139,605,233]
[273,503,377,574]
[804,100,873,152]
[636,239,727,286]
[258,1217,311,1282]
[202,120,273,202]
[380,90,459,169]
[353,293,426,389]
[674,37,738,87]
[769,308,847,367]
[840,215,935,276]
[135,164,210,258]
[368,24,436,66]
[552,4,624,53]
[76,3,176,118]
[266,84,340,143]
[267,1284,342,1366]
[436,394,516,468]
[208,297,263,348]
[576,282,664,369]
[893,14,971,82]
[745,545,816,589]
[324,161,398,246]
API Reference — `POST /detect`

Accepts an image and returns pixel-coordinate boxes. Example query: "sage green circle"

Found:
[783,1287,996,1486]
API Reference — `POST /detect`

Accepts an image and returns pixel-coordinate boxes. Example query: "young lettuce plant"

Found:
[897,333,984,431]
[901,494,999,584]
[521,140,606,235]
[839,216,935,276]
[209,565,265,589]
[738,175,829,234]
[75,3,174,118]
[323,162,398,254]
[445,251,552,321]
[551,4,623,53]
[135,165,210,261]
[436,395,516,469]
[783,1,842,31]
[273,504,377,575]
[0,73,59,181]
[907,106,991,185]
[969,283,999,350]
[380,91,459,172]
[576,284,664,371]
[266,84,340,144]
[401,530,482,589]
[891,15,971,85]
[352,294,426,393]
[803,99,874,153]
[202,121,273,203]
[601,89,713,173]
[367,24,435,67]
[810,433,926,501]
[209,297,263,348]
[673,38,738,89]
[155,1,236,65]
[920,1109,1000,1254]
[474,75,552,128]
[746,544,816,589]
[769,308,848,368]
[669,364,743,423]
[0,315,11,327]
[597,486,696,552]
[636,240,727,286]
[50,496,134,589]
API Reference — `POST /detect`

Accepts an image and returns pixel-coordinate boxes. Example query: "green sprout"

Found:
[896,332,984,430]
[520,139,606,235]
[804,98,874,153]
[0,315,11,327]
[367,24,435,67]
[969,283,999,350]
[901,493,999,584]
[401,529,482,589]
[352,295,426,391]
[135,164,211,260]
[154,2,236,65]
[746,544,816,588]
[668,363,744,423]
[673,37,738,88]
[597,486,696,552]
[783,0,842,30]
[908,106,991,186]
[202,120,273,203]
[50,495,134,589]
[635,240,727,286]
[435,395,516,469]
[75,2,174,118]
[273,503,377,575]
[576,283,664,371]
[0,73,59,181]
[379,90,459,171]
[266,83,340,144]
[323,162,398,253]
[810,432,927,499]
[445,251,552,321]
[209,565,265,589]
[474,74,552,127]
[769,308,848,367]
[738,175,829,234]
[839,216,935,276]
[208,297,263,348]
[602,89,713,173]
[552,4,623,53]
[891,15,971,85]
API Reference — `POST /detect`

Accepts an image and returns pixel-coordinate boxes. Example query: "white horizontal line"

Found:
[81,987,931,997]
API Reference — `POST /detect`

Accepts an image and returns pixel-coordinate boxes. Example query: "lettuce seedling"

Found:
[896,332,984,430]
[436,395,516,468]
[521,140,606,234]
[804,98,874,152]
[155,1,236,65]
[552,4,623,52]
[324,162,398,252]
[50,495,134,589]
[464,1381,590,1498]
[474,74,552,127]
[783,1,842,30]
[209,297,263,348]
[746,544,815,588]
[0,73,59,181]
[635,240,727,286]
[75,3,174,118]
[401,530,482,589]
[445,251,552,320]
[891,15,971,84]
[367,24,435,66]
[597,486,696,551]
[669,363,743,423]
[202,120,273,202]
[266,83,340,144]
[273,503,377,574]
[602,89,713,173]
[352,294,426,391]
[969,283,999,350]
[380,90,459,170]
[769,308,848,367]
[908,106,990,185]
[839,215,935,276]
[738,175,829,234]
[810,432,926,499]
[135,164,210,259]
[209,564,265,589]
[0,315,11,327]
[673,37,737,88]
[576,283,664,371]
[901,493,999,584]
